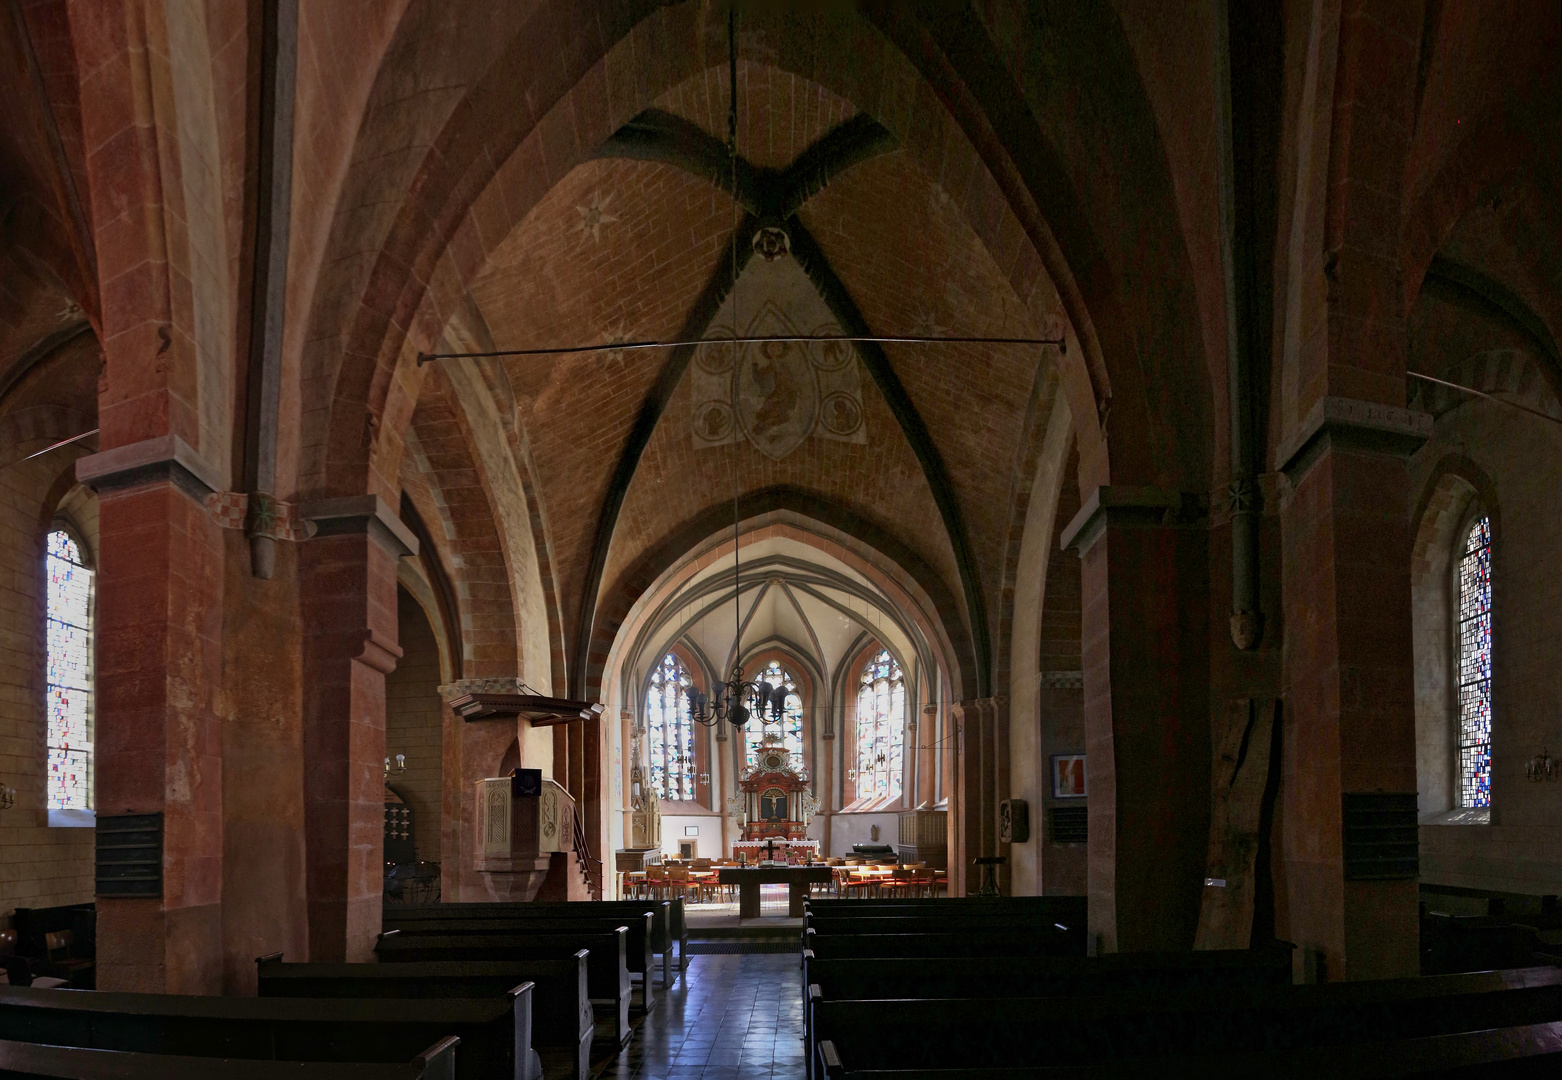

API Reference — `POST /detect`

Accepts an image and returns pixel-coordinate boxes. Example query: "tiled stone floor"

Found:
[602,953,806,1080]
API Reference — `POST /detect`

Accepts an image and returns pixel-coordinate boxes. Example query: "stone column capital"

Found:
[1275,396,1432,480]
[302,494,419,557]
[76,433,221,500]
[1060,486,1208,554]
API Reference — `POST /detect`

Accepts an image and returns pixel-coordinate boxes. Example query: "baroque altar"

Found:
[727,733,820,862]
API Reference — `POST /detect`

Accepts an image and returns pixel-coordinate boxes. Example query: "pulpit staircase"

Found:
[572,805,603,900]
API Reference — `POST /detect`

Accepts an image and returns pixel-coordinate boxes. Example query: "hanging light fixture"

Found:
[683,6,778,737]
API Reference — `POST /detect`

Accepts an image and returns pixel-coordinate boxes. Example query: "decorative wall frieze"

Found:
[439,677,533,701]
[203,491,315,541]
[1039,670,1085,689]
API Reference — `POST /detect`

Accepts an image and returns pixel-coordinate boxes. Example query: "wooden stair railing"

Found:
[572,804,603,900]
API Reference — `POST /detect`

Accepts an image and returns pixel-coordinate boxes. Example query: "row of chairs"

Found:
[623,861,736,904]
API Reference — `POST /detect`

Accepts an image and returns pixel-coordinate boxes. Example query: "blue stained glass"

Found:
[45,529,94,811]
[854,650,904,803]
[646,654,695,801]
[1458,517,1492,809]
[745,661,803,771]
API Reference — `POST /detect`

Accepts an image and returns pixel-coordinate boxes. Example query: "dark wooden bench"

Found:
[817,1020,1562,1078]
[385,899,685,982]
[0,1033,459,1080]
[804,896,1087,919]
[376,928,632,1047]
[384,914,655,1010]
[805,914,1086,938]
[802,927,1085,960]
[800,947,1294,1074]
[811,966,1562,1072]
[1422,911,1545,975]
[257,954,593,1080]
[0,983,533,1080]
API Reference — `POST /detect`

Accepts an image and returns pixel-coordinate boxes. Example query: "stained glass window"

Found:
[646,654,696,801]
[854,649,904,802]
[46,529,93,811]
[745,660,803,770]
[1457,516,1492,808]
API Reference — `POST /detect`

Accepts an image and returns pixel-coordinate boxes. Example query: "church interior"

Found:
[1,1,1561,1077]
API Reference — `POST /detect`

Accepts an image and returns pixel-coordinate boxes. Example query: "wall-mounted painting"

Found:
[1051,754,1087,799]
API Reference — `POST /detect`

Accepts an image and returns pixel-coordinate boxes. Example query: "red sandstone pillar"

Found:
[1278,402,1428,980]
[953,698,1002,895]
[1062,487,1211,953]
[299,496,414,961]
[79,439,227,992]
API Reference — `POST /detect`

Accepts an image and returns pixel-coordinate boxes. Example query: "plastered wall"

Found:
[0,465,98,921]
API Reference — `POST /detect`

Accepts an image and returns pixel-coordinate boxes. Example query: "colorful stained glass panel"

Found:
[745,661,803,770]
[854,649,904,803]
[1457,517,1492,809]
[45,529,94,811]
[646,654,696,801]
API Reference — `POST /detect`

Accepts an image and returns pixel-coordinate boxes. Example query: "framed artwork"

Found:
[1051,754,1087,799]
[684,825,700,837]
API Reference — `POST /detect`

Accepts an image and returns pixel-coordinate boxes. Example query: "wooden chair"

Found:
[666,866,701,905]
[643,866,670,901]
[41,930,94,987]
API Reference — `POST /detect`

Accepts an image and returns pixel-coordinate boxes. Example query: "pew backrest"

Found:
[0,1034,459,1080]
[257,956,590,1080]
[384,915,654,977]
[813,969,1562,1068]
[384,901,678,955]
[803,928,1084,959]
[0,984,529,1080]
[817,1021,1562,1080]
[803,948,1293,1000]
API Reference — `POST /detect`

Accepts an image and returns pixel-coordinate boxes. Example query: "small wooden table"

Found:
[718,866,834,918]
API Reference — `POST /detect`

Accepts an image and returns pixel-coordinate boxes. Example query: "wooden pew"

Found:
[384,914,656,1010]
[376,928,632,1047]
[1422,911,1542,975]
[257,953,592,1080]
[805,914,1085,938]
[802,927,1085,960]
[810,966,1562,1073]
[804,896,1086,920]
[800,948,1294,1074]
[385,899,686,983]
[817,1021,1562,1078]
[0,984,533,1080]
[0,1033,459,1080]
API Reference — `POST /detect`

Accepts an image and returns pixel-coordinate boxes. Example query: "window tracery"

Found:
[1458,516,1492,808]
[646,653,696,801]
[745,660,803,770]
[46,529,93,811]
[854,649,904,803]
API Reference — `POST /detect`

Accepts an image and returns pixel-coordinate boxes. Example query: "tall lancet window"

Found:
[745,660,803,770]
[854,649,904,802]
[46,529,94,811]
[646,654,696,801]
[1458,516,1493,808]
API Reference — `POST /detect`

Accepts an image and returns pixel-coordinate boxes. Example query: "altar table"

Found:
[718,865,834,918]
